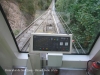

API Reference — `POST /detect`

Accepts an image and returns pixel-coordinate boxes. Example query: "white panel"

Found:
[0,34,13,75]
[13,59,27,67]
[0,11,16,58]
[62,61,87,68]
[89,36,100,60]
[0,11,19,58]
[0,8,28,75]
[26,58,33,75]
[48,53,62,67]
[29,54,42,75]
[0,31,13,75]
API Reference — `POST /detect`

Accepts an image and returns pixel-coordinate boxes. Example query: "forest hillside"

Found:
[56,0,100,51]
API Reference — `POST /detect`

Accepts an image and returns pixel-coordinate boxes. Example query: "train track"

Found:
[15,0,85,54]
[15,1,59,52]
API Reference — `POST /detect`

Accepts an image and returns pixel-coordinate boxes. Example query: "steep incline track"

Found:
[15,0,85,54]
[16,0,60,52]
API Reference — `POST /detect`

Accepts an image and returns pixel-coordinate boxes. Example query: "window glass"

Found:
[0,0,100,54]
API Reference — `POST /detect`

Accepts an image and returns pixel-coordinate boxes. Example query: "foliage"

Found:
[56,0,100,52]
[16,0,51,15]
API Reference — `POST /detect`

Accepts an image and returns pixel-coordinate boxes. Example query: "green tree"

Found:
[56,0,100,52]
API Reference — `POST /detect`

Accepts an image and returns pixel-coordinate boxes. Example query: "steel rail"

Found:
[16,11,48,51]
[56,12,79,53]
[34,11,51,33]
[19,7,54,52]
[16,10,48,40]
[73,43,80,54]
[19,11,52,51]
[21,38,30,51]
[56,13,69,34]
[52,11,60,34]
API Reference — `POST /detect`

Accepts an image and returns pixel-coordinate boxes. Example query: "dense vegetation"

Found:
[56,0,100,52]
[16,0,51,25]
[16,0,51,15]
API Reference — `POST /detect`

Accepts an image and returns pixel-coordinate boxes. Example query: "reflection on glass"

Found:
[0,0,100,54]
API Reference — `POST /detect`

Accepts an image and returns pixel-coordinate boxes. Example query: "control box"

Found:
[30,33,72,53]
